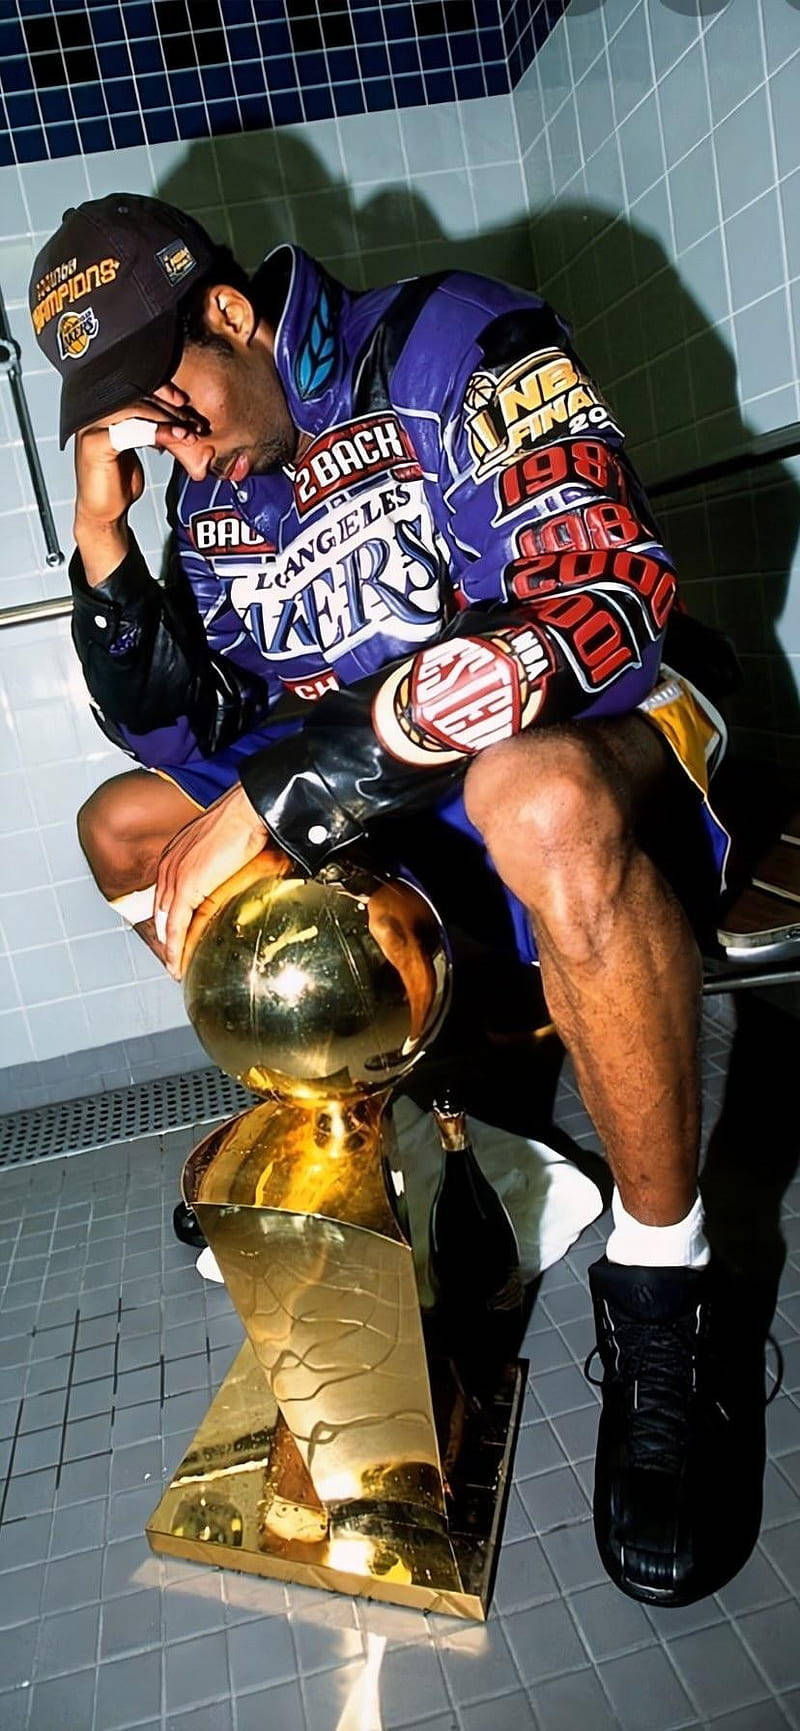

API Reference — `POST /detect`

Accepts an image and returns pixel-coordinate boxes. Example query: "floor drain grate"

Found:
[0,1067,254,1168]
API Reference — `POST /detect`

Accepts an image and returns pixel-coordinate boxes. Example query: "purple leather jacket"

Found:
[70,246,679,869]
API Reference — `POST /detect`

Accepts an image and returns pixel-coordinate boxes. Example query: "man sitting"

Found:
[29,193,765,1607]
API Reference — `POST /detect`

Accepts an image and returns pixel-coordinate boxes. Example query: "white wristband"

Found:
[108,417,159,452]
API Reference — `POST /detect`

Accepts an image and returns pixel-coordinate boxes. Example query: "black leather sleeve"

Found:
[69,529,273,756]
[238,601,584,871]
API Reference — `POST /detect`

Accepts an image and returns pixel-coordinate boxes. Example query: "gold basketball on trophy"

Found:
[181,852,451,1101]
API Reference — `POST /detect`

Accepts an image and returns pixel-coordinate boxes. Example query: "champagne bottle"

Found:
[428,1095,523,1381]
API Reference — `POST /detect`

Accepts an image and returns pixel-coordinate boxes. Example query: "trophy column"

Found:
[146,858,524,1619]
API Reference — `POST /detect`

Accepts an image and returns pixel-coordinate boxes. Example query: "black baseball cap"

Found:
[29,193,217,447]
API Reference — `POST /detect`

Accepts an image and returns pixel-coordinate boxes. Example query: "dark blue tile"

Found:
[40,87,71,122]
[1,57,34,92]
[256,19,291,57]
[389,39,419,73]
[221,0,254,23]
[414,0,446,35]
[208,97,240,133]
[90,7,125,42]
[333,82,365,117]
[171,67,202,102]
[145,107,178,142]
[424,68,455,103]
[72,82,106,117]
[15,126,47,163]
[385,3,415,35]
[96,43,132,78]
[201,64,234,99]
[485,59,510,94]
[476,26,504,61]
[137,72,170,109]
[178,103,210,139]
[507,44,523,86]
[357,43,389,78]
[0,130,13,167]
[240,93,271,128]
[326,46,359,82]
[79,117,113,152]
[226,23,258,61]
[105,75,137,112]
[393,72,425,105]
[130,37,164,73]
[233,61,266,96]
[321,10,355,51]
[302,83,334,121]
[0,20,25,56]
[195,26,228,68]
[451,36,482,68]
[455,63,484,97]
[271,88,303,124]
[125,2,157,37]
[445,0,478,28]
[365,78,395,113]
[532,6,551,51]
[111,111,145,147]
[6,93,39,129]
[545,0,569,28]
[354,8,384,46]
[48,121,81,157]
[419,35,450,69]
[295,50,327,88]
[264,55,295,90]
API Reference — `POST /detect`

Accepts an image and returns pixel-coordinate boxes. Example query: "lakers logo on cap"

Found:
[57,306,99,360]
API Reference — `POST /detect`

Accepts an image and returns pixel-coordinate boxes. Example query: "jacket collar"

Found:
[253,244,351,444]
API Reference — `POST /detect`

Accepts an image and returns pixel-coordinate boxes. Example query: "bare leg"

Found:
[464,719,702,1226]
[77,770,201,965]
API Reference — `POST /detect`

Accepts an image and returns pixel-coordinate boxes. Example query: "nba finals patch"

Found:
[157,241,197,286]
[464,348,619,479]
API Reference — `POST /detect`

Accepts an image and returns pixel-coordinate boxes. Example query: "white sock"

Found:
[606,1188,710,1269]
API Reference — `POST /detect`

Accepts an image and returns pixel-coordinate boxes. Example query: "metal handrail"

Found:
[1,416,799,631]
[0,595,72,628]
[0,289,64,575]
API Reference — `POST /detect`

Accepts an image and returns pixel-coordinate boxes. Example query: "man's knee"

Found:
[77,770,162,898]
[465,728,630,862]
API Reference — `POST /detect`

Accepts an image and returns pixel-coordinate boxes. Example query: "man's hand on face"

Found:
[154,781,275,981]
[73,383,212,584]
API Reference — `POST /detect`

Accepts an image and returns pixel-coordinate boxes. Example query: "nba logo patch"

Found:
[57,306,99,360]
[157,241,197,286]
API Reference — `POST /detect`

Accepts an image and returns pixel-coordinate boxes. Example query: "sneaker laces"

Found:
[585,1305,709,1474]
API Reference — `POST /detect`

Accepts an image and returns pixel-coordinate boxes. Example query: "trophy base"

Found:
[147,1338,525,1621]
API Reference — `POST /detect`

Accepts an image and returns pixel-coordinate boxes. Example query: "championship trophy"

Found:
[146,851,525,1619]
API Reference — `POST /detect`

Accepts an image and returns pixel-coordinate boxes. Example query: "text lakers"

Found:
[464,347,617,477]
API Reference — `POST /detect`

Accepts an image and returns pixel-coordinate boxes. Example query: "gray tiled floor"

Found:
[0,1001,799,1731]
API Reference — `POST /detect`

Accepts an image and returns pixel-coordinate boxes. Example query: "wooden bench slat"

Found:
[748,839,800,902]
[718,883,800,941]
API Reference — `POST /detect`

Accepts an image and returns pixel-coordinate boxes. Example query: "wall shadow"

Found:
[155,130,800,798]
[152,130,799,1264]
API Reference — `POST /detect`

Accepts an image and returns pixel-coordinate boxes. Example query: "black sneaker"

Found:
[588,1255,766,1607]
[172,1200,207,1251]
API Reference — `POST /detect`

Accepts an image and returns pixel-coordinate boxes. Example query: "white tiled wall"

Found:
[514,0,800,766]
[0,94,531,1083]
[2,7,798,1091]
